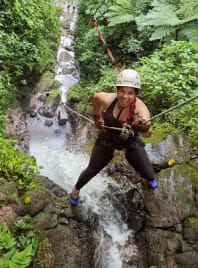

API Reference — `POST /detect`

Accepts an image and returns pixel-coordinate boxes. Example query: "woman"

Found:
[70,69,158,206]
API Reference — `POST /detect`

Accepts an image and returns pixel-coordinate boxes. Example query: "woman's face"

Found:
[117,86,136,108]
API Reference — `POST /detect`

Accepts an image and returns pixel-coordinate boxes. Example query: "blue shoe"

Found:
[70,188,79,206]
[148,179,158,189]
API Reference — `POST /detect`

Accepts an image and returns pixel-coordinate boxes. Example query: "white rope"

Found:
[65,104,124,131]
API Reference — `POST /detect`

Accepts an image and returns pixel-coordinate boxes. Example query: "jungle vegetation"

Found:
[0,0,61,135]
[0,0,197,265]
[69,0,198,141]
[0,0,61,265]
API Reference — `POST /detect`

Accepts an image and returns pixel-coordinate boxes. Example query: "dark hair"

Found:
[117,86,139,95]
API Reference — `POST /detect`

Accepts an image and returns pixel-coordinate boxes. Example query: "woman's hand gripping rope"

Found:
[131,115,151,133]
[93,114,104,129]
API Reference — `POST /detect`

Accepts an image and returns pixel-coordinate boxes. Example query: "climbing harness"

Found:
[65,93,198,135]
[65,103,128,132]
[93,16,121,73]
[119,123,134,141]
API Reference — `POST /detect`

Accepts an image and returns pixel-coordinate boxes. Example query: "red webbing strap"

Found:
[94,21,121,73]
[125,98,136,123]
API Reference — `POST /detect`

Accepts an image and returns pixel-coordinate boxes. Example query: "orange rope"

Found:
[94,21,121,73]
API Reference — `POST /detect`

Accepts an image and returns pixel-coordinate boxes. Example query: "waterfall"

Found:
[27,2,138,267]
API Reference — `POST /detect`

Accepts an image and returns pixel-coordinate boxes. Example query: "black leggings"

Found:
[75,143,155,190]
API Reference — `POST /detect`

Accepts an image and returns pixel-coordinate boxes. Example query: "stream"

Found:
[26,2,137,267]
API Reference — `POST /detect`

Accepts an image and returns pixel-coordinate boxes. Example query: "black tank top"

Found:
[103,98,136,128]
[96,98,141,150]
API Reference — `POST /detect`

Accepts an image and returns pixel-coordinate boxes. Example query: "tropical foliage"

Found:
[69,41,198,141]
[0,0,61,135]
[137,0,198,41]
[74,0,198,80]
[0,137,42,192]
[0,222,38,268]
[75,0,157,80]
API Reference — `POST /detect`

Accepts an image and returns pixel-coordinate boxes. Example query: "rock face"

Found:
[145,133,195,168]
[0,174,95,268]
[5,107,29,153]
[106,133,198,268]
[30,177,95,268]
[3,103,198,268]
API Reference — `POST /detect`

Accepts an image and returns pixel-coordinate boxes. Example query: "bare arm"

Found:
[93,92,115,128]
[93,92,115,116]
[135,98,152,138]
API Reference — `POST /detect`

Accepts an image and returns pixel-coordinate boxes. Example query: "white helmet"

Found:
[116,69,141,90]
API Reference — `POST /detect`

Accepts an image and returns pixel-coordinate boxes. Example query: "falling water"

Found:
[27,2,136,267]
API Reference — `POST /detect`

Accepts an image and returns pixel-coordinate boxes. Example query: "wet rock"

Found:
[38,91,61,118]
[58,216,69,225]
[144,228,182,267]
[55,129,61,135]
[16,188,51,216]
[35,71,54,92]
[110,186,146,233]
[38,214,58,230]
[142,167,195,228]
[176,251,198,266]
[38,94,46,102]
[38,106,53,118]
[145,133,195,168]
[44,225,94,268]
[58,118,67,125]
[40,176,67,197]
[58,50,73,62]
[30,111,37,117]
[65,45,73,51]
[107,159,142,184]
[31,104,37,110]
[5,108,29,153]
[45,120,53,127]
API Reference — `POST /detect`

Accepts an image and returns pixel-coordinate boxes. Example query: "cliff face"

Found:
[3,101,198,268]
[105,132,198,268]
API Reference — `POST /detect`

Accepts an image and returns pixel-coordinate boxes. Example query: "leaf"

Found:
[9,244,32,267]
[178,22,198,43]
[142,1,181,27]
[149,26,178,40]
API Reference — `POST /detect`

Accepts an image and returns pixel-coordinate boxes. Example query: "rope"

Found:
[65,94,198,130]
[93,17,121,73]
[65,104,124,131]
[144,94,198,124]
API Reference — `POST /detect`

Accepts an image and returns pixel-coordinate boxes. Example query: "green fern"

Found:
[10,244,32,268]
[0,223,16,252]
[0,244,32,268]
[141,1,181,27]
[150,26,178,40]
[178,22,198,43]
[177,0,198,19]
[138,0,198,41]
[104,0,135,26]
[105,0,152,26]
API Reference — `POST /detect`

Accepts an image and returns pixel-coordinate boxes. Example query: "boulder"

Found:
[5,108,29,153]
[145,133,195,168]
[144,228,182,267]
[142,166,195,228]
[16,188,52,216]
[38,92,61,118]
[45,120,53,126]
[35,71,58,92]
